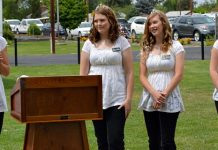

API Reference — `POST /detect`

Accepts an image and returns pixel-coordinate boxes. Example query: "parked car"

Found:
[130,16,147,38]
[15,18,44,34]
[70,22,92,37]
[42,22,67,37]
[172,15,215,41]
[4,19,20,32]
[117,18,130,38]
[127,16,140,30]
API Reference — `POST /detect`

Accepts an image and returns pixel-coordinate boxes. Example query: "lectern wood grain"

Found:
[24,121,89,150]
[10,75,103,150]
[11,75,102,123]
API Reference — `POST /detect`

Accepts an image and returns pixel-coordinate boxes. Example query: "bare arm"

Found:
[210,47,218,89]
[119,47,134,118]
[0,47,10,76]
[162,51,185,97]
[80,51,90,76]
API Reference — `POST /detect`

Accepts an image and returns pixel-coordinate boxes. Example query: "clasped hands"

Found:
[152,91,167,109]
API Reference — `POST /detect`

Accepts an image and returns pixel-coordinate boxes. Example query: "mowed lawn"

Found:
[6,39,141,56]
[0,60,217,150]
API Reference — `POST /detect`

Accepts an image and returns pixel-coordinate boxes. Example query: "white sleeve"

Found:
[213,40,218,50]
[82,39,92,54]
[172,40,185,55]
[0,36,7,51]
[119,36,130,51]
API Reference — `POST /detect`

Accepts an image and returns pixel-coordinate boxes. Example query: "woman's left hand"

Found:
[118,99,131,118]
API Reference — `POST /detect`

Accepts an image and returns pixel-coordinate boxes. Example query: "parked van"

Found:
[4,19,20,32]
[15,19,43,34]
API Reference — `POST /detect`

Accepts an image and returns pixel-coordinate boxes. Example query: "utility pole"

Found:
[0,0,2,36]
[85,0,89,22]
[57,0,59,38]
[50,0,55,54]
[190,0,193,15]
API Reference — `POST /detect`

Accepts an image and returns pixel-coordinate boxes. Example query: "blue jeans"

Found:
[143,111,179,150]
[93,106,126,150]
[0,112,4,134]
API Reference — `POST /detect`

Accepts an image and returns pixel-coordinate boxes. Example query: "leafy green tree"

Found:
[107,0,131,7]
[194,0,216,13]
[135,0,163,15]
[59,0,88,30]
[29,0,41,18]
[3,0,19,19]
[161,0,192,12]
[14,0,41,19]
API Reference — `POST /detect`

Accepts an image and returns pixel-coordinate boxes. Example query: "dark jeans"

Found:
[93,106,126,150]
[0,112,4,134]
[215,101,218,113]
[143,111,180,150]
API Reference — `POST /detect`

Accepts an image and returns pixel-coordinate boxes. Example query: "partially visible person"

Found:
[0,36,10,134]
[210,40,218,113]
[80,4,134,150]
[138,10,185,150]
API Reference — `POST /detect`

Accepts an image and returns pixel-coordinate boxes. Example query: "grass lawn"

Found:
[0,60,217,150]
[6,39,141,56]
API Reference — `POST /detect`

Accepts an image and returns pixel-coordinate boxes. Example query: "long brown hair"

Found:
[89,4,119,43]
[141,10,172,60]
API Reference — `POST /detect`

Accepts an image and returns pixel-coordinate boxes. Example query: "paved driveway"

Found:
[9,46,212,66]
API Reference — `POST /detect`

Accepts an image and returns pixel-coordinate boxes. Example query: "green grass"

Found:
[7,40,80,56]
[0,60,218,150]
[7,40,141,56]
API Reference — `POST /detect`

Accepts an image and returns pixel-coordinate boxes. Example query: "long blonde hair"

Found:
[140,10,172,61]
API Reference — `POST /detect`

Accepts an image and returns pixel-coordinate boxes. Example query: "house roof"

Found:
[166,11,191,17]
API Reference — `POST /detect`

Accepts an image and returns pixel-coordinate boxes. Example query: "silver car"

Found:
[172,15,215,41]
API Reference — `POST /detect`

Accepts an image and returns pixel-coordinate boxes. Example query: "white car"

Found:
[70,22,92,37]
[130,16,147,38]
[15,18,44,34]
[4,19,20,32]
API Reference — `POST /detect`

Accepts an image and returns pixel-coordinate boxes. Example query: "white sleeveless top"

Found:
[138,40,185,112]
[212,40,218,101]
[0,36,8,112]
[82,36,130,109]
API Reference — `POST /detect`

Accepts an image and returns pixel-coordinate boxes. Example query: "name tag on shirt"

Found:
[161,54,171,60]
[112,47,121,52]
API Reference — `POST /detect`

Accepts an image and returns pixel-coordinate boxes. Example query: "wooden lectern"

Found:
[10,75,102,150]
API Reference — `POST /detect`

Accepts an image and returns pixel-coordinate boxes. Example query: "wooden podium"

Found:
[10,75,102,150]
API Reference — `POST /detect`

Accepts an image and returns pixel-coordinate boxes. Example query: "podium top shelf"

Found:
[11,75,103,123]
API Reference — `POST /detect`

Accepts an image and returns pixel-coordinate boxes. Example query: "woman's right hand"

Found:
[151,91,166,109]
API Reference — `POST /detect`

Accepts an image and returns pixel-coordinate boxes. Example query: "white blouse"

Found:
[0,36,8,112]
[212,40,218,101]
[82,36,130,109]
[138,40,185,112]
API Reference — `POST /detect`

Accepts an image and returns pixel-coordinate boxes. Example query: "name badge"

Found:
[161,54,171,60]
[112,47,121,52]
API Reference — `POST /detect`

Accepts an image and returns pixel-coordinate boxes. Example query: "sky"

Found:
[195,0,216,5]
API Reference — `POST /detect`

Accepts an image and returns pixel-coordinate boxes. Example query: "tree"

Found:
[15,0,41,19]
[162,0,192,12]
[135,0,163,15]
[3,0,20,19]
[59,0,88,30]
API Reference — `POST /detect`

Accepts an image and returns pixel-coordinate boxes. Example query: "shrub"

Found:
[205,35,215,46]
[131,34,143,43]
[178,38,192,45]
[3,23,14,41]
[80,36,88,42]
[28,24,41,35]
